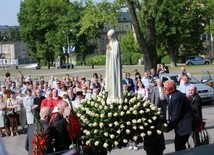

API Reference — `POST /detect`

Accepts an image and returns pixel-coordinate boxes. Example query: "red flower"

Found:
[33,131,47,155]
[67,111,81,139]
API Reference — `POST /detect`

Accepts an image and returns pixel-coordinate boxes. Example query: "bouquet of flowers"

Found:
[67,110,81,139]
[77,91,163,153]
[32,122,47,155]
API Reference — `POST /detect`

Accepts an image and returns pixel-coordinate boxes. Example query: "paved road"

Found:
[2,103,214,155]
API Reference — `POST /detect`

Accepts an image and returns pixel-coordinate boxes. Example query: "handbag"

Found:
[6,99,15,116]
[6,109,14,116]
[198,121,210,145]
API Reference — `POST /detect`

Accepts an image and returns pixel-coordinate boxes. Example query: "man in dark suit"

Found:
[53,100,71,151]
[25,106,59,155]
[188,85,202,147]
[163,80,196,151]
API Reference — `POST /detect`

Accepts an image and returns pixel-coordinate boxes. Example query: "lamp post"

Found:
[0,37,6,70]
[207,18,212,63]
[63,30,72,69]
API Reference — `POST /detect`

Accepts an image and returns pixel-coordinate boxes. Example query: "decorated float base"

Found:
[77,92,163,154]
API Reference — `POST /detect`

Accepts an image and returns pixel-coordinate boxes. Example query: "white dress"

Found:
[23,96,35,125]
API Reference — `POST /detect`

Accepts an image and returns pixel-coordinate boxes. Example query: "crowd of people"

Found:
[0,64,202,154]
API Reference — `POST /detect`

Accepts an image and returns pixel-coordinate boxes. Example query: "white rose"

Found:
[137,119,141,123]
[146,109,150,112]
[124,105,128,110]
[130,107,134,111]
[157,130,162,135]
[124,98,128,103]
[133,105,137,109]
[139,110,144,114]
[101,101,105,106]
[126,110,131,114]
[118,105,122,110]
[95,103,99,108]
[109,123,113,127]
[104,106,108,110]
[94,141,99,146]
[86,140,91,145]
[133,110,137,115]
[86,131,90,136]
[148,119,152,123]
[93,122,98,127]
[132,119,137,124]
[114,141,119,146]
[150,126,155,129]
[151,105,156,111]
[152,116,157,120]
[123,139,128,143]
[103,142,108,148]
[83,130,87,133]
[144,122,148,126]
[164,123,168,127]
[140,133,146,138]
[147,130,152,136]
[114,121,119,126]
[113,113,118,117]
[126,129,130,134]
[120,124,125,128]
[94,129,98,134]
[126,121,131,125]
[100,114,105,118]
[117,130,121,134]
[139,126,144,130]
[99,105,103,109]
[133,126,137,130]
[99,122,104,128]
[88,123,93,127]
[120,111,125,116]
[110,105,114,109]
[91,102,95,106]
[157,111,161,115]
[133,136,138,141]
[104,132,108,137]
[110,134,115,139]
[108,112,112,117]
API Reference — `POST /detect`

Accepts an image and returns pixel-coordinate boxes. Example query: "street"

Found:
[1,102,214,155]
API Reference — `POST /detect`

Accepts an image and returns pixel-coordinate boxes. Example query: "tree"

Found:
[124,0,164,71]
[156,0,208,66]
[120,30,141,64]
[0,27,21,42]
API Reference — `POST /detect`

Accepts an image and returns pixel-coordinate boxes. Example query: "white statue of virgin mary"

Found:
[105,29,123,102]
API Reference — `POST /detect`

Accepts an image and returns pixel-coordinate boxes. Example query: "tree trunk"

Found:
[127,0,157,71]
[167,38,177,67]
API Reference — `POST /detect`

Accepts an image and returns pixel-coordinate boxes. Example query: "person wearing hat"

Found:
[105,29,123,101]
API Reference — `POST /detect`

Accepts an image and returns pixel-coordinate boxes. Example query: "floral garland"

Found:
[77,91,163,152]
[67,110,81,139]
[32,121,47,155]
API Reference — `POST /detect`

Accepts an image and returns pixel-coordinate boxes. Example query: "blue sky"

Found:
[0,0,114,26]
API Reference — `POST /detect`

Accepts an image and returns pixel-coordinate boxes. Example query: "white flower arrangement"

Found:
[77,91,163,152]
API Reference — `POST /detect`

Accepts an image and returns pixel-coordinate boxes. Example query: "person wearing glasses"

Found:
[163,80,196,151]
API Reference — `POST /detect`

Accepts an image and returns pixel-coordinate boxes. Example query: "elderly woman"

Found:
[6,91,20,136]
